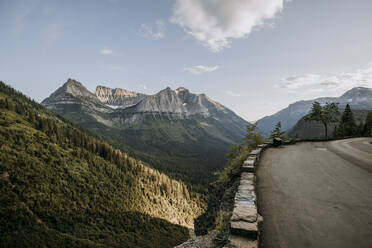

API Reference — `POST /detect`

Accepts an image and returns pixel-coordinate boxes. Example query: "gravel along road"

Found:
[257,138,372,248]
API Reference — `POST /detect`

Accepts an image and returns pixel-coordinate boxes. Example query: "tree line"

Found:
[267,102,372,141]
[305,101,372,139]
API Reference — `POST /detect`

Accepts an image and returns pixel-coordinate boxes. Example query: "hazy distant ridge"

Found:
[256,87,372,137]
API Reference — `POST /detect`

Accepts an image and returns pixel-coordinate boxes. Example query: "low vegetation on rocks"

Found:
[194,124,264,247]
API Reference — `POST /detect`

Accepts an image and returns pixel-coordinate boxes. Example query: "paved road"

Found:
[257,138,372,248]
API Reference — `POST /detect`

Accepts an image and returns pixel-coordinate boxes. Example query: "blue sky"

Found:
[1,0,372,121]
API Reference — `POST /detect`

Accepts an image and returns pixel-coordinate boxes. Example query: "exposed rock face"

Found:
[94,85,147,108]
[41,79,114,127]
[43,79,99,106]
[42,79,110,112]
[119,86,231,118]
[257,87,372,137]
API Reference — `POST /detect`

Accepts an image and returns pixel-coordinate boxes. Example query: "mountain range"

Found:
[256,87,372,137]
[42,79,249,188]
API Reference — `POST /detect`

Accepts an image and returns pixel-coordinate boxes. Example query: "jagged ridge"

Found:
[95,85,147,108]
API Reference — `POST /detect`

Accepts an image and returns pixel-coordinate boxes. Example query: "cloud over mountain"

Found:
[275,62,372,94]
[171,0,284,52]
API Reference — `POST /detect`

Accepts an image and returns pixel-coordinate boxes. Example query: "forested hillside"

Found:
[0,81,204,248]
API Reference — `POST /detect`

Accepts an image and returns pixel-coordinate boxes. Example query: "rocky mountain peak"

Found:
[95,85,141,98]
[42,78,103,109]
[65,78,82,86]
[53,78,95,99]
[63,78,89,95]
[94,85,146,107]
[124,86,230,118]
[340,87,372,100]
[175,87,189,94]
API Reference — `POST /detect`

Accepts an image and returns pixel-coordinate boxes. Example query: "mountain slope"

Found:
[0,81,204,248]
[42,79,249,188]
[257,87,372,137]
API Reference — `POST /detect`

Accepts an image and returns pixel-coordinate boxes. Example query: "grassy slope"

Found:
[0,82,204,248]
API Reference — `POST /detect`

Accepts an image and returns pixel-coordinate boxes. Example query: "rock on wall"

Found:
[224,144,268,248]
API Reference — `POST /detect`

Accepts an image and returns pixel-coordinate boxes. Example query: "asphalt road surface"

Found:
[257,138,372,248]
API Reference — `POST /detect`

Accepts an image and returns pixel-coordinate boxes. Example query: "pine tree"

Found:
[244,124,263,148]
[305,101,339,140]
[337,104,357,137]
[363,111,372,137]
[356,118,364,136]
[269,121,286,140]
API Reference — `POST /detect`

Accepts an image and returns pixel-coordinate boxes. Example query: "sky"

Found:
[1,0,372,121]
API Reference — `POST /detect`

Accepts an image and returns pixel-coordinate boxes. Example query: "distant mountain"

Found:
[0,81,203,248]
[256,87,372,137]
[42,79,249,188]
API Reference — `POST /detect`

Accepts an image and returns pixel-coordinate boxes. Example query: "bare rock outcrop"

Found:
[94,85,147,108]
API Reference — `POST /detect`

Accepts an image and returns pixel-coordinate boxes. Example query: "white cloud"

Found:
[184,65,218,75]
[275,62,372,94]
[139,20,165,40]
[225,90,241,97]
[274,74,322,89]
[171,0,284,52]
[101,47,113,55]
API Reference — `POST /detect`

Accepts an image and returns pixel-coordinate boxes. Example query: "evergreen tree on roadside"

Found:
[269,121,286,140]
[337,104,357,137]
[305,101,339,140]
[356,118,364,136]
[363,111,372,136]
[244,124,264,148]
[228,123,264,162]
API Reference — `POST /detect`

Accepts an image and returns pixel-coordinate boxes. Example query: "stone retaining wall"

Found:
[224,143,269,248]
